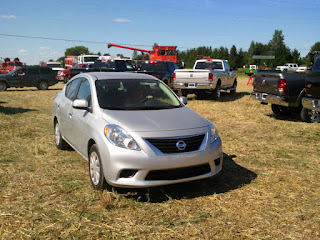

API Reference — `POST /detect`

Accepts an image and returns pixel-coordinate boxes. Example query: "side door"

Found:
[223,61,233,86]
[67,78,92,156]
[57,77,82,144]
[25,68,39,87]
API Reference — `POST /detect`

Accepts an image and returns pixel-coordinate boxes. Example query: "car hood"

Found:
[102,106,208,132]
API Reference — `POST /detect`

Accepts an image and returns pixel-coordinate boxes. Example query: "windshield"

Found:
[83,56,99,62]
[195,61,223,70]
[47,63,61,68]
[140,62,167,72]
[96,79,182,110]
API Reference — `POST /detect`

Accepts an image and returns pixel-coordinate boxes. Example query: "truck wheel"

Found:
[38,81,49,90]
[301,107,320,123]
[271,104,290,116]
[0,82,7,91]
[212,82,221,100]
[230,80,237,93]
[64,76,70,84]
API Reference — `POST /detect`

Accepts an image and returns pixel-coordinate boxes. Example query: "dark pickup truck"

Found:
[301,56,320,122]
[137,60,180,89]
[251,70,307,117]
[0,66,58,91]
[57,60,135,83]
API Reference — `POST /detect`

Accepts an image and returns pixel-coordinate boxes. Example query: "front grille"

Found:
[145,163,211,181]
[145,134,205,154]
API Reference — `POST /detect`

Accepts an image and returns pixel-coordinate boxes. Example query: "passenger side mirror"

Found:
[73,99,89,109]
[179,96,188,105]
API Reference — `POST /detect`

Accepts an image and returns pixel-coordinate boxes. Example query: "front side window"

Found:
[66,77,82,100]
[27,68,39,75]
[76,79,91,104]
[96,79,182,110]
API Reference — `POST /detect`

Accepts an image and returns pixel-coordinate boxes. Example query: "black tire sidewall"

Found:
[0,82,7,91]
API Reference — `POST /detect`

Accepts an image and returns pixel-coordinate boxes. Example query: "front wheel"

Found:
[230,80,237,93]
[0,82,7,91]
[301,107,320,123]
[271,104,290,116]
[64,76,70,84]
[38,81,49,90]
[89,144,109,190]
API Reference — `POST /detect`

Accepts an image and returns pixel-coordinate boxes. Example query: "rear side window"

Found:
[66,77,82,100]
[40,68,52,74]
[27,68,39,75]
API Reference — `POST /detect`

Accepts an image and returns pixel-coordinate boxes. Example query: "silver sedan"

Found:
[52,72,223,189]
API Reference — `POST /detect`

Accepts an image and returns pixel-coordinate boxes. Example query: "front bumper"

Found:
[251,91,290,107]
[302,97,320,111]
[98,129,223,188]
[174,82,214,90]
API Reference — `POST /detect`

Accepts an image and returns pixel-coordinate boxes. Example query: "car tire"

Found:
[212,82,221,100]
[0,82,7,91]
[301,107,320,123]
[271,104,290,116]
[230,80,237,93]
[54,121,69,150]
[38,81,49,90]
[89,144,109,190]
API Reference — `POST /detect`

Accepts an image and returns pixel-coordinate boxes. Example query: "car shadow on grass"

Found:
[6,87,62,92]
[192,92,250,102]
[121,153,257,203]
[0,105,37,115]
[266,113,302,123]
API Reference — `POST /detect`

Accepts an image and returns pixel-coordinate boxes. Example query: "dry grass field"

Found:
[0,77,319,239]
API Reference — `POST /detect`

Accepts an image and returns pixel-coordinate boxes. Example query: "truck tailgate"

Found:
[174,69,211,83]
[253,72,281,94]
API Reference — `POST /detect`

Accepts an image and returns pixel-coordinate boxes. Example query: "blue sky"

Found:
[1,0,319,65]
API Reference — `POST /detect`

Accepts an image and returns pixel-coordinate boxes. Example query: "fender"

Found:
[296,88,306,105]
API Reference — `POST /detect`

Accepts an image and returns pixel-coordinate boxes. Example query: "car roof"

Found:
[80,72,158,81]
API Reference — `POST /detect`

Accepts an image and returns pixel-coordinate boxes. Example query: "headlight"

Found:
[104,125,140,151]
[208,121,219,143]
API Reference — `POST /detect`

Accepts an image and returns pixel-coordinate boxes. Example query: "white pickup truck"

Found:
[174,59,237,99]
[276,63,299,72]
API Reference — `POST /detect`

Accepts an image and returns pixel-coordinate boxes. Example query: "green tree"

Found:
[291,49,301,64]
[268,30,291,67]
[310,42,320,52]
[64,46,89,57]
[229,45,237,68]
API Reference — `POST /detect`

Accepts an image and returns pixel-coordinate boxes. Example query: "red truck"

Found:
[0,58,23,74]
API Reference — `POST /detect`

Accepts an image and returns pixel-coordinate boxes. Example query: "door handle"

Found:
[69,113,73,118]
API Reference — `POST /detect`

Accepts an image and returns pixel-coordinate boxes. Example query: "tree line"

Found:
[57,30,320,69]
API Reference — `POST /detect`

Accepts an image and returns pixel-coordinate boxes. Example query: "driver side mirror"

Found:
[179,96,188,105]
[73,99,89,109]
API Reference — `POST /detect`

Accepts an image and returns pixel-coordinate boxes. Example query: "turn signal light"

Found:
[278,78,288,93]
[209,73,213,82]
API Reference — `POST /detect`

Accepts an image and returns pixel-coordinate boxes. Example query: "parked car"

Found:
[276,63,299,72]
[56,63,93,83]
[137,60,180,88]
[251,70,306,117]
[56,60,135,83]
[0,66,58,91]
[296,65,308,73]
[301,57,320,122]
[52,72,223,189]
[174,59,237,99]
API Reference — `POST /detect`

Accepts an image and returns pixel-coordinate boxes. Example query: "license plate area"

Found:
[256,93,267,101]
[188,83,196,88]
[313,99,320,110]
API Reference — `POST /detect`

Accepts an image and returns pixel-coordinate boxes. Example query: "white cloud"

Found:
[1,15,17,19]
[113,18,132,23]
[18,49,28,54]
[40,46,50,50]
